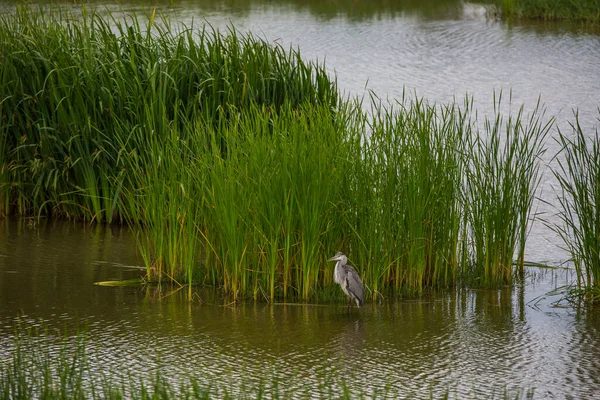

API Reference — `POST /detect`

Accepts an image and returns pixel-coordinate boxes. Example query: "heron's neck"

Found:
[334,261,344,284]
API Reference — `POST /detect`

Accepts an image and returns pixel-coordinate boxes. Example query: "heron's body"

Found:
[329,252,364,307]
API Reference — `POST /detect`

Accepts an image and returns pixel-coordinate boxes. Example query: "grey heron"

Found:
[328,252,364,307]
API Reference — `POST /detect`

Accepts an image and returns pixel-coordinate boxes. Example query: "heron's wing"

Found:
[344,265,364,303]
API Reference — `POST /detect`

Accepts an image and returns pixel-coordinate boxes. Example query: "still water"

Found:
[1,0,600,398]
[1,220,600,398]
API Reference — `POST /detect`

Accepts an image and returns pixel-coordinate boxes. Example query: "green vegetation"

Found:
[463,95,550,285]
[0,7,554,302]
[0,6,337,222]
[552,113,600,304]
[500,0,600,24]
[351,95,469,295]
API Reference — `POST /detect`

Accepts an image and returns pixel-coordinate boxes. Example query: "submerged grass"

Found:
[551,112,600,304]
[0,6,556,302]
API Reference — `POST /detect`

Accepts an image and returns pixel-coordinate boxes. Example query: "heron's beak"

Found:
[327,256,338,262]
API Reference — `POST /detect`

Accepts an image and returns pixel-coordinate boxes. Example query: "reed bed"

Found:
[552,114,600,303]
[0,6,337,221]
[500,0,600,24]
[343,94,468,295]
[0,7,554,302]
[463,95,551,285]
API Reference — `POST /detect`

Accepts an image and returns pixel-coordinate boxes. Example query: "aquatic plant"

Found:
[343,93,467,295]
[552,113,600,303]
[198,102,351,301]
[463,94,551,286]
[0,6,337,221]
[0,6,555,301]
[500,0,600,24]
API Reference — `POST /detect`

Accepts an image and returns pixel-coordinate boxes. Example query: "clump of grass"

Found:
[343,93,467,295]
[0,329,214,399]
[0,6,556,301]
[500,0,600,24]
[463,93,551,286]
[198,102,351,302]
[0,6,338,299]
[0,328,535,399]
[0,6,337,221]
[551,112,600,303]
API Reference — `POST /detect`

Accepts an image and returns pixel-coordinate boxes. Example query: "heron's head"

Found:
[328,252,346,263]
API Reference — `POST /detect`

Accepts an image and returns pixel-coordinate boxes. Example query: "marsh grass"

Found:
[0,328,368,399]
[343,93,467,295]
[0,6,554,301]
[463,94,551,286]
[198,102,350,301]
[0,6,338,300]
[0,6,337,221]
[551,113,600,303]
[500,0,600,24]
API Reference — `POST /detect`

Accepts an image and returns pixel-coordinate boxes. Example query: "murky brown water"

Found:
[2,0,600,398]
[1,220,600,398]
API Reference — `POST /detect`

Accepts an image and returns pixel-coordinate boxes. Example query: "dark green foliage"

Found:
[0,6,337,221]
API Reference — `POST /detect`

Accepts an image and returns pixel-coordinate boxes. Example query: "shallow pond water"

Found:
[1,0,600,398]
[1,220,600,398]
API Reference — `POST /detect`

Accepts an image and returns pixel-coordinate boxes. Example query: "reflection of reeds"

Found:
[552,115,600,303]
[0,7,555,302]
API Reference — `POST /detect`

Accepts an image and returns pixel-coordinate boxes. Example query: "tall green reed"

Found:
[343,93,467,296]
[0,6,338,297]
[197,102,349,301]
[0,6,337,221]
[463,94,551,286]
[552,113,600,302]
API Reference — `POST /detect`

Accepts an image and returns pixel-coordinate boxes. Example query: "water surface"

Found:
[1,220,600,398]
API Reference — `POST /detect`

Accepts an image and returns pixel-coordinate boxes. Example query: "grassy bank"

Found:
[500,0,600,24]
[0,7,554,302]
